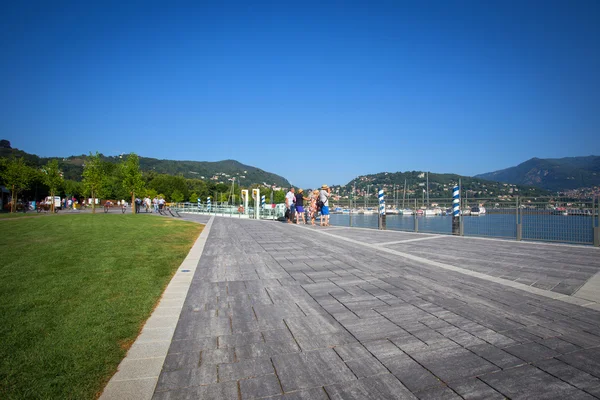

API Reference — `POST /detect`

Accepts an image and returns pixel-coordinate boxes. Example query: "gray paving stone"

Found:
[410,346,499,382]
[154,365,217,392]
[333,342,372,361]
[200,348,235,365]
[479,364,594,400]
[379,353,442,392]
[414,385,462,400]
[168,337,217,354]
[152,380,238,400]
[468,343,526,369]
[536,336,581,354]
[447,377,506,400]
[236,339,300,360]
[218,331,264,348]
[294,331,356,351]
[272,348,356,392]
[345,356,388,378]
[503,342,560,363]
[162,351,201,371]
[240,373,282,399]
[218,357,275,382]
[535,358,600,390]
[558,347,600,377]
[324,374,417,400]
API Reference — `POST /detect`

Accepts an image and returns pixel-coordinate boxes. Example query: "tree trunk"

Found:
[50,191,54,213]
[91,190,95,214]
[11,184,16,213]
[131,192,135,215]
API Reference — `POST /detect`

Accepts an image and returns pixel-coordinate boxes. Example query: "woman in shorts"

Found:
[294,189,309,224]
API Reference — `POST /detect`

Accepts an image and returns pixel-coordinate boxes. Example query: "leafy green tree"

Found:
[42,159,63,213]
[121,153,144,214]
[189,191,199,203]
[82,152,106,214]
[145,188,158,200]
[1,157,35,212]
[171,190,184,203]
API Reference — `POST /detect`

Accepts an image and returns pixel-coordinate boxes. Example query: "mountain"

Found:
[333,170,549,199]
[475,156,600,191]
[0,143,290,187]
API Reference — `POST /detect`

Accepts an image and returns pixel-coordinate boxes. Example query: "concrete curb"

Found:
[99,216,215,400]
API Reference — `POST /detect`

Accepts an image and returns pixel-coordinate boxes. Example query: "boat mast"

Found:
[402,179,407,209]
[426,171,429,207]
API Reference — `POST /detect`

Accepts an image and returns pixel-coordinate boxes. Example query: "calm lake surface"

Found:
[328,213,597,244]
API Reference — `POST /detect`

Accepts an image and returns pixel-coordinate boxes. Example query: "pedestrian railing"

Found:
[327,196,600,246]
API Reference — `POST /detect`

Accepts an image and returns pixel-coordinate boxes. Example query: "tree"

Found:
[82,152,106,214]
[41,159,63,213]
[121,153,144,214]
[1,157,34,212]
[171,190,184,203]
[189,191,199,203]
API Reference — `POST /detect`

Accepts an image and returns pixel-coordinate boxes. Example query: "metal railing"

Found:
[170,202,285,220]
[169,195,599,246]
[326,195,599,246]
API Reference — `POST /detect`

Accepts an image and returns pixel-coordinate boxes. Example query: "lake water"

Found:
[328,213,597,244]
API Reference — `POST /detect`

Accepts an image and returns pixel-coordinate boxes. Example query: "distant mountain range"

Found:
[476,156,600,192]
[0,141,290,187]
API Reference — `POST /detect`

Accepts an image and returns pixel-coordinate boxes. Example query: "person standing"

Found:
[309,189,319,225]
[285,187,296,224]
[320,184,331,227]
[294,189,309,224]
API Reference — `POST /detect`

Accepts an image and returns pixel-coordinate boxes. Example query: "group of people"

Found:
[285,184,331,226]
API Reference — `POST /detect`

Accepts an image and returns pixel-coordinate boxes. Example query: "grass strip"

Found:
[0,214,202,399]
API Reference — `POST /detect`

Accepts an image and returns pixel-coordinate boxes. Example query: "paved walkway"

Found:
[112,216,600,399]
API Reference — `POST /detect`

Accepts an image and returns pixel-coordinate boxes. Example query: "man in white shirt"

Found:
[285,187,296,224]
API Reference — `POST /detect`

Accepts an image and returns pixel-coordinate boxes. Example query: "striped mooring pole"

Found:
[378,189,386,230]
[452,185,460,235]
[261,195,265,208]
[207,197,211,212]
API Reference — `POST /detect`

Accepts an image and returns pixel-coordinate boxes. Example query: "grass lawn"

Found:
[0,214,203,399]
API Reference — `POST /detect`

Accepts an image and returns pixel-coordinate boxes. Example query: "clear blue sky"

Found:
[1,1,598,188]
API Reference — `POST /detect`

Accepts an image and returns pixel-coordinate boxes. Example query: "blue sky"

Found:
[1,1,598,188]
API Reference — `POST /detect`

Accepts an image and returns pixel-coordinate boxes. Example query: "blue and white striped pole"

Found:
[378,189,386,230]
[452,184,460,235]
[207,197,211,212]
[453,186,460,217]
[261,195,265,208]
[197,198,201,209]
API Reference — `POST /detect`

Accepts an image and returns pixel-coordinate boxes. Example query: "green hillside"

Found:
[332,170,550,199]
[0,142,289,187]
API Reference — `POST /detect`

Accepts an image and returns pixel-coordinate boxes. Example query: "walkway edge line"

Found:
[99,216,215,400]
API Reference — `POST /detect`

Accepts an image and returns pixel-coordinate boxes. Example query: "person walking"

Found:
[294,189,309,224]
[285,187,296,224]
[319,184,331,227]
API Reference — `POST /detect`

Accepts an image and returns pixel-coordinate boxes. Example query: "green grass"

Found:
[0,212,43,219]
[0,214,203,399]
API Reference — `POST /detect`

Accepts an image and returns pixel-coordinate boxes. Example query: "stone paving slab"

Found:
[147,217,600,399]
